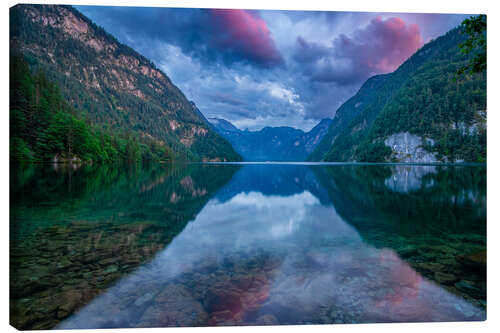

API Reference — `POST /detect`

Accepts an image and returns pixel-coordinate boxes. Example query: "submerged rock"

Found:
[398,246,420,259]
[454,280,483,298]
[413,262,445,273]
[140,286,207,327]
[134,292,155,307]
[434,272,458,285]
[457,250,486,272]
[104,265,119,274]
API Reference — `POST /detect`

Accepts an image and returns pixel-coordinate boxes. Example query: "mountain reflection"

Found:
[384,165,437,192]
[10,163,240,330]
[54,164,485,329]
[313,164,486,306]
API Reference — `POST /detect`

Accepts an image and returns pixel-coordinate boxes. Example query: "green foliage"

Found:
[316,164,486,236]
[11,163,241,236]
[457,15,486,75]
[306,74,390,161]
[10,4,241,162]
[316,26,486,163]
[10,138,35,162]
[10,55,175,163]
[367,63,486,162]
[355,141,392,163]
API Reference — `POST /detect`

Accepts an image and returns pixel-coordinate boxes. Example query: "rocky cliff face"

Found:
[384,132,438,163]
[10,4,241,161]
[310,26,486,163]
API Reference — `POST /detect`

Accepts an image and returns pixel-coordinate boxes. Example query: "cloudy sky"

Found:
[75,6,468,131]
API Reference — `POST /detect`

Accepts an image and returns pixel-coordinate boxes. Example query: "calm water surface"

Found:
[10,163,486,329]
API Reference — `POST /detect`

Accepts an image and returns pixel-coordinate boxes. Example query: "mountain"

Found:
[208,118,240,133]
[312,164,485,308]
[10,55,176,163]
[10,163,241,330]
[209,118,331,161]
[10,4,241,162]
[209,118,303,161]
[215,164,331,205]
[306,75,390,161]
[308,26,486,163]
[281,118,332,161]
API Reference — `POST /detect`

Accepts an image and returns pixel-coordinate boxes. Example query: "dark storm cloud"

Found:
[75,6,470,129]
[293,36,330,64]
[293,16,423,85]
[76,6,283,68]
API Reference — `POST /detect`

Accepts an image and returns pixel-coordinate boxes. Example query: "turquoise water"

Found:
[10,163,486,329]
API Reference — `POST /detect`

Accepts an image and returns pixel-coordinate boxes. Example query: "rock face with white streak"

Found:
[384,132,438,163]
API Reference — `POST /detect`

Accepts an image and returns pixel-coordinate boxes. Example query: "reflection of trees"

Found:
[313,165,486,307]
[315,165,485,234]
[11,163,172,235]
[10,163,239,329]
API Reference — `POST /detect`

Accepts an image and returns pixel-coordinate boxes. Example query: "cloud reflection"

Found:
[58,168,485,328]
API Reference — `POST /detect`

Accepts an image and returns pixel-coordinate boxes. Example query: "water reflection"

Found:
[10,163,239,329]
[56,164,485,328]
[313,164,486,306]
[10,163,486,329]
[384,165,437,192]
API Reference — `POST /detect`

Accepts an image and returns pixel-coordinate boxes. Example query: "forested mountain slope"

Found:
[308,26,486,163]
[10,56,175,162]
[306,76,389,161]
[10,4,241,162]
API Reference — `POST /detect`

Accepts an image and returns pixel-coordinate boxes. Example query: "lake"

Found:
[10,163,486,329]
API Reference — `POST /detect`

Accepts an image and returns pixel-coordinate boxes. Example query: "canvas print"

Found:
[9,3,486,330]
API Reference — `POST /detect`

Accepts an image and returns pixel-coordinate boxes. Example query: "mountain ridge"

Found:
[10,4,241,162]
[209,117,331,161]
[306,74,390,161]
[309,26,486,163]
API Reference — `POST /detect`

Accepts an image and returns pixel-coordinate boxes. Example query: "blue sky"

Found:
[76,6,468,130]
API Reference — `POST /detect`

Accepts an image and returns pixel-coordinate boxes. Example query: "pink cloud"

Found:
[294,16,423,85]
[338,16,423,74]
[209,9,283,66]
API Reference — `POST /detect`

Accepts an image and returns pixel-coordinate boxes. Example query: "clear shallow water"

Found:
[10,163,486,329]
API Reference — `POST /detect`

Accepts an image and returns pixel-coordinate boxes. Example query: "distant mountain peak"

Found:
[209,117,332,161]
[208,117,240,132]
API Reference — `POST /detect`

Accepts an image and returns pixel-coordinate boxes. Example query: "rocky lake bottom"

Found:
[10,163,486,329]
